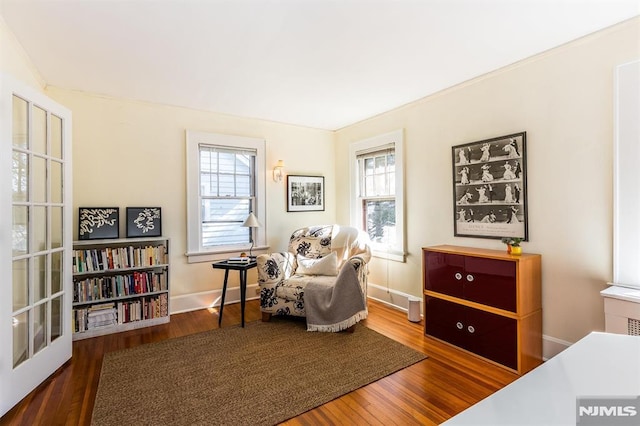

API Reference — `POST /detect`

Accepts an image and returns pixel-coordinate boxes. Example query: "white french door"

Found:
[0,74,73,417]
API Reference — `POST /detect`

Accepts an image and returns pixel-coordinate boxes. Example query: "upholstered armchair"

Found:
[257,225,371,331]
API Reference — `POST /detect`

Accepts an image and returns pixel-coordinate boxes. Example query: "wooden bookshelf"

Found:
[72,237,170,340]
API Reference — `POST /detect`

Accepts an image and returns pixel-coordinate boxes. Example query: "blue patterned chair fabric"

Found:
[257,225,371,320]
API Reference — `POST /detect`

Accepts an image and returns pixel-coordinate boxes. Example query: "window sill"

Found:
[371,249,406,263]
[185,245,270,264]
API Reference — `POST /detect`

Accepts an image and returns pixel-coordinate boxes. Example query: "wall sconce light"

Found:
[273,160,285,182]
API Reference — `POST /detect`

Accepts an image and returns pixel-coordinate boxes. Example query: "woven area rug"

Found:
[91,318,426,425]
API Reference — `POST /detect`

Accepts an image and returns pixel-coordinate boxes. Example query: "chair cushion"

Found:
[276,275,336,302]
[289,226,333,259]
[296,252,338,276]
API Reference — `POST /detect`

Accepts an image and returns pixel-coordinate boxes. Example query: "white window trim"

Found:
[185,130,266,263]
[349,129,405,262]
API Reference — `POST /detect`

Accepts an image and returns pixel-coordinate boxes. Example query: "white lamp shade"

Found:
[242,212,261,228]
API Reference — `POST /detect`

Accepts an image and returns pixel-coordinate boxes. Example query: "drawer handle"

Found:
[466,274,474,282]
[456,322,464,330]
[454,272,462,280]
[467,325,475,333]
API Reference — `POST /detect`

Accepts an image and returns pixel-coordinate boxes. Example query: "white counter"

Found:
[443,332,640,425]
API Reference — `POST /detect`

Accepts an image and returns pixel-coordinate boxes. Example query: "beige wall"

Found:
[0,16,44,90]
[45,88,336,297]
[335,17,640,344]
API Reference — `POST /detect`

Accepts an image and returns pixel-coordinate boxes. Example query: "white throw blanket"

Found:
[304,262,368,332]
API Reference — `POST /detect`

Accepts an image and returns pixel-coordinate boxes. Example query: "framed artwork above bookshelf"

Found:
[78,207,119,240]
[126,207,162,238]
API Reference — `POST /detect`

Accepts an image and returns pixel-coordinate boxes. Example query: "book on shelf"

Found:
[88,309,116,319]
[89,302,116,311]
[87,303,117,328]
[228,257,250,263]
[87,316,117,329]
[72,244,168,274]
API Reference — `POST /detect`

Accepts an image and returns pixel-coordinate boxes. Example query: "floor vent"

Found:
[629,318,640,336]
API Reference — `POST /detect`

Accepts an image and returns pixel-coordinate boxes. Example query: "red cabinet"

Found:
[423,245,542,374]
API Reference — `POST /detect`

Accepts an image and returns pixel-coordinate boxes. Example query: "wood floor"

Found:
[1,299,518,426]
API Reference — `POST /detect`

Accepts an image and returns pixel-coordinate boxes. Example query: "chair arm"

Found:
[256,252,297,285]
[347,255,368,272]
[346,255,369,298]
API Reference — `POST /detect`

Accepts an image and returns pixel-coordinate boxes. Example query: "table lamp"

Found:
[241,212,261,258]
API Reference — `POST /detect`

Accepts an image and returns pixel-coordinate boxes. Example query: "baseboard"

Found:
[366,282,423,319]
[542,334,572,360]
[170,283,260,314]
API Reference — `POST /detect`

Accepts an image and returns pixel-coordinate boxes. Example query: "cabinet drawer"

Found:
[465,304,517,370]
[425,296,517,370]
[424,251,465,299]
[425,251,517,312]
[464,256,516,312]
[424,296,467,348]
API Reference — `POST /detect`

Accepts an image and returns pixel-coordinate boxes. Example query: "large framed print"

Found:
[78,207,119,240]
[287,175,325,212]
[126,207,162,238]
[452,132,528,240]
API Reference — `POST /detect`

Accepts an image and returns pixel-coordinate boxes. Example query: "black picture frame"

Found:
[78,207,119,240]
[287,175,325,212]
[452,132,528,240]
[126,207,162,238]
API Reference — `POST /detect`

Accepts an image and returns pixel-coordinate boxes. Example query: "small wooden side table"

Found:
[211,259,258,327]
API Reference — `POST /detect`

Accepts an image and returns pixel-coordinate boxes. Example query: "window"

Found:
[350,130,405,261]
[186,131,265,262]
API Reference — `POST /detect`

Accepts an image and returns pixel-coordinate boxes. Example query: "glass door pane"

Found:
[12,151,28,202]
[12,96,28,149]
[33,206,47,252]
[12,312,28,368]
[32,106,46,154]
[51,251,62,294]
[51,206,62,249]
[33,303,47,355]
[12,259,28,312]
[32,157,46,203]
[34,255,47,303]
[51,115,62,159]
[50,161,62,204]
[51,297,62,342]
[12,206,28,256]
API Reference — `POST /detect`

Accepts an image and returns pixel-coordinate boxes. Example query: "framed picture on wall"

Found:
[78,207,119,240]
[126,207,162,238]
[452,132,528,240]
[287,175,325,212]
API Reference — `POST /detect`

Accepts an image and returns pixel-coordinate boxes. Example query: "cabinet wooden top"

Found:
[423,245,540,261]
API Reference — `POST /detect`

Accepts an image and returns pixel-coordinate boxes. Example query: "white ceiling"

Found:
[1,0,639,130]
